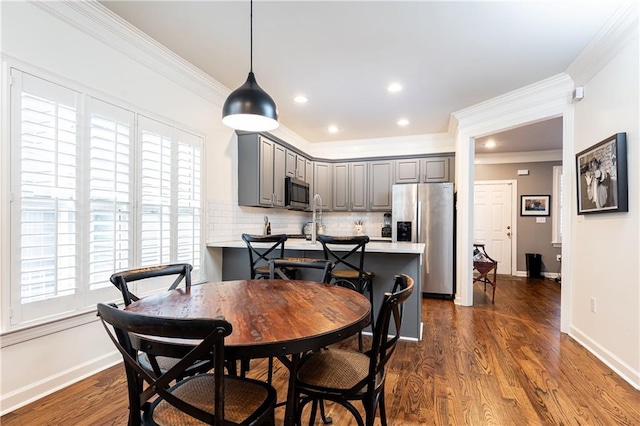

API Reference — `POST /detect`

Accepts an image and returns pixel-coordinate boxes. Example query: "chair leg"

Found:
[379,389,387,426]
[319,399,333,424]
[308,399,318,426]
[267,356,274,384]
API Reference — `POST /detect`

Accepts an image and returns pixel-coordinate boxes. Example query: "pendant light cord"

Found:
[250,0,253,73]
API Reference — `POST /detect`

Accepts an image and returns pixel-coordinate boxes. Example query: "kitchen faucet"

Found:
[311,193,323,244]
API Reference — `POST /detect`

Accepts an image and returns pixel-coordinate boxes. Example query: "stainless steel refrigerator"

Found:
[392,183,455,298]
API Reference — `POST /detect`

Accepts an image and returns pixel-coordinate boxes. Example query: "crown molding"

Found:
[567,1,639,85]
[451,73,573,135]
[475,150,562,165]
[30,0,230,106]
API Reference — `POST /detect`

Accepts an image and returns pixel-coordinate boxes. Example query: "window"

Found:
[7,69,203,329]
[551,165,563,246]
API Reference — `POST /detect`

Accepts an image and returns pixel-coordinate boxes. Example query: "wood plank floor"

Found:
[3,276,640,425]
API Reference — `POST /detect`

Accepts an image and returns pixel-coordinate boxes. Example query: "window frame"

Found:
[2,65,205,336]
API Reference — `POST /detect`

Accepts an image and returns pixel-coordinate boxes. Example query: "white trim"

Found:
[0,351,121,416]
[551,165,563,246]
[514,271,560,280]
[567,2,640,85]
[475,149,562,165]
[452,73,574,318]
[569,326,640,390]
[474,180,518,276]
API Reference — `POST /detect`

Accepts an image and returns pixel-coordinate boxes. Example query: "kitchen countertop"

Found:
[207,238,424,254]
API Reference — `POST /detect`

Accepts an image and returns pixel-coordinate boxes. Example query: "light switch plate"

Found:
[536,217,546,223]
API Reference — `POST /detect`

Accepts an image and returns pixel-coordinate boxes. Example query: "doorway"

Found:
[473,181,517,275]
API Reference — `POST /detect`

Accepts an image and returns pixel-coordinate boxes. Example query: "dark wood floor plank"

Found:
[3,276,640,425]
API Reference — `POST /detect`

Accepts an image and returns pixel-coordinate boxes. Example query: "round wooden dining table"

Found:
[125,279,371,425]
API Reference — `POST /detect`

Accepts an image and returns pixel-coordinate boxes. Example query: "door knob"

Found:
[506,232,511,237]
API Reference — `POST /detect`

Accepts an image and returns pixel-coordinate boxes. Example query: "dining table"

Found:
[124,278,372,425]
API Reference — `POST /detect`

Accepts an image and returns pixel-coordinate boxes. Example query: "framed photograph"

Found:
[576,132,628,215]
[521,195,550,216]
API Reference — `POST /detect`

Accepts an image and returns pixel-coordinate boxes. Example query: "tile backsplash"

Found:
[207,200,388,243]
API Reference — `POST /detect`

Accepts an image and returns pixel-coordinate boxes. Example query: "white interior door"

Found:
[474,181,514,274]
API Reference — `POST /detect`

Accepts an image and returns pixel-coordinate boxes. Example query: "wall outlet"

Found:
[556,254,562,262]
[590,297,596,313]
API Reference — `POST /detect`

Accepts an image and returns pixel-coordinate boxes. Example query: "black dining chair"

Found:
[294,274,414,426]
[268,258,333,284]
[242,233,295,279]
[97,302,277,426]
[109,263,212,379]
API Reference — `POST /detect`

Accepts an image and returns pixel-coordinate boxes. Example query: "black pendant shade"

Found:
[222,71,279,131]
[222,0,279,132]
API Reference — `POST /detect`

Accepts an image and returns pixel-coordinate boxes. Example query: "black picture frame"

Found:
[576,132,628,215]
[521,195,550,216]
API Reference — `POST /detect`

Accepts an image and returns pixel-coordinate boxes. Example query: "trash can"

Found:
[525,253,542,278]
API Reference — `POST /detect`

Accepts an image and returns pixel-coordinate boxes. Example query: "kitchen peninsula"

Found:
[207,239,425,340]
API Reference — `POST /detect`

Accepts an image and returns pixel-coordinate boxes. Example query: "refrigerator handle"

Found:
[416,201,422,243]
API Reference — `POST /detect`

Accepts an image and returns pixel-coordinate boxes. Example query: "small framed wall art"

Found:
[576,132,628,215]
[521,195,550,216]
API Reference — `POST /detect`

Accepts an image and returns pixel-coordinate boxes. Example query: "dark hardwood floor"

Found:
[3,276,640,425]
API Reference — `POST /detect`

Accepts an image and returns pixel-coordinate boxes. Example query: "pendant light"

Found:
[222,0,279,132]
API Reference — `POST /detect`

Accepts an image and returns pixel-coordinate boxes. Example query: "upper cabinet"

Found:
[286,149,308,181]
[332,163,350,211]
[422,157,450,183]
[237,132,453,210]
[395,159,421,184]
[313,162,333,211]
[350,162,368,211]
[238,133,286,207]
[369,160,394,211]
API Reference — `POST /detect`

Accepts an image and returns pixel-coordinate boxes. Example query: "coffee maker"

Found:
[381,212,392,238]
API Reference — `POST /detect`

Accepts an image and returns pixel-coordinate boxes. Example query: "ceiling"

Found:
[99,1,621,148]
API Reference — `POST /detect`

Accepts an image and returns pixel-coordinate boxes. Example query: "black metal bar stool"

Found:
[317,234,375,351]
[241,233,296,279]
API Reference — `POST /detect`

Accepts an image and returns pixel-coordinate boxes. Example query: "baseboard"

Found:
[515,270,560,279]
[569,325,640,390]
[0,351,121,416]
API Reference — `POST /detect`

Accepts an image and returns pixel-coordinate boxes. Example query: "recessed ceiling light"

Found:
[397,118,409,126]
[294,95,308,104]
[328,125,339,134]
[484,141,496,148]
[387,82,402,93]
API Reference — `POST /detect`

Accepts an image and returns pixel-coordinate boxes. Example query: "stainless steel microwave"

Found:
[285,177,309,210]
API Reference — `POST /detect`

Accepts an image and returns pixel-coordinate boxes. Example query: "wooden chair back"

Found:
[110,263,193,306]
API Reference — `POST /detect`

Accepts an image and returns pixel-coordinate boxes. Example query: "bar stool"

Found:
[241,233,295,279]
[317,235,375,351]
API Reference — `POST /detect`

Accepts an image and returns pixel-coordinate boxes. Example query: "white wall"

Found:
[569,32,640,386]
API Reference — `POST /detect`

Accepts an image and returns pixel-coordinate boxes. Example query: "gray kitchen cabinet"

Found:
[296,155,307,181]
[395,159,421,183]
[369,160,394,210]
[285,149,297,178]
[332,163,349,211]
[305,159,313,185]
[273,144,286,206]
[237,133,286,207]
[350,162,368,211]
[313,162,332,211]
[286,149,308,181]
[422,156,451,183]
